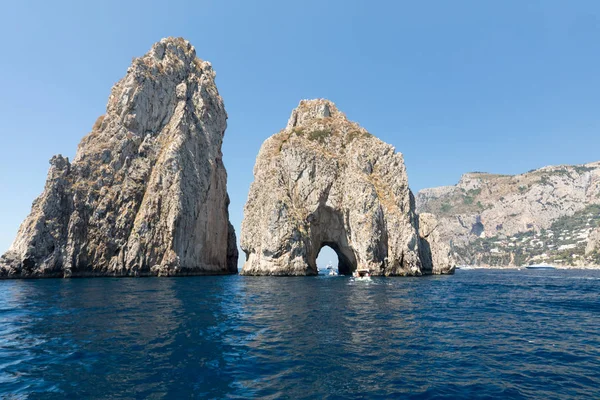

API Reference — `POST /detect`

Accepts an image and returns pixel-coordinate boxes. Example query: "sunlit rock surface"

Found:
[240,99,453,276]
[417,163,600,267]
[0,37,238,278]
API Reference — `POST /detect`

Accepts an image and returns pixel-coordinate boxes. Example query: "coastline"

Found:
[457,264,600,270]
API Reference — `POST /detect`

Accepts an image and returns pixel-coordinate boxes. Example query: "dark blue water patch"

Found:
[0,269,598,399]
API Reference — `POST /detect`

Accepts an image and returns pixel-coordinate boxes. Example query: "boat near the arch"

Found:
[353,268,372,280]
[240,99,455,277]
[325,261,338,276]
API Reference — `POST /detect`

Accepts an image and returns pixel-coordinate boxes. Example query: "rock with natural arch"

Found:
[241,99,454,276]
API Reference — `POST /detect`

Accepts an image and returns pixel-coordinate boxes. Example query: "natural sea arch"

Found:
[315,244,357,275]
[316,245,338,272]
[306,205,358,275]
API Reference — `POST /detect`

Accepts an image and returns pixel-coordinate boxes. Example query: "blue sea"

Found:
[1,269,599,399]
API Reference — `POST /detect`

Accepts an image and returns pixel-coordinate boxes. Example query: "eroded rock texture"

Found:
[418,213,455,274]
[0,37,238,278]
[417,163,600,267]
[240,99,453,276]
[417,164,600,244]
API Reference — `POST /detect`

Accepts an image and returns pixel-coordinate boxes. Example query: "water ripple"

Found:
[0,270,599,398]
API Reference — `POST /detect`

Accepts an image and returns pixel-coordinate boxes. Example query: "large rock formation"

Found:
[0,37,238,278]
[417,163,600,267]
[240,99,454,276]
[417,213,455,274]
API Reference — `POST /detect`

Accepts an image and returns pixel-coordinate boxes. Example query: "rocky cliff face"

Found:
[417,213,455,274]
[0,37,238,278]
[417,163,600,267]
[240,99,454,276]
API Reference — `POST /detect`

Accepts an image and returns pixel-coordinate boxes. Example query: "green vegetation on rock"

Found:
[452,204,600,266]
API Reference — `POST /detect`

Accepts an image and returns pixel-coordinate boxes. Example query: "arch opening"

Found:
[316,245,338,274]
[315,242,355,275]
[305,205,358,275]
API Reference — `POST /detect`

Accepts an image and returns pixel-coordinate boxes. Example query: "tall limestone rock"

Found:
[240,99,454,276]
[0,37,238,278]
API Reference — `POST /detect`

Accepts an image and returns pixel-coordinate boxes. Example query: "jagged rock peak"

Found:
[150,37,198,62]
[94,37,225,144]
[1,37,238,278]
[241,98,454,276]
[286,99,345,128]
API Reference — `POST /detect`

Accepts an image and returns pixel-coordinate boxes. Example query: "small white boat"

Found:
[525,264,556,270]
[352,268,372,281]
[325,261,338,275]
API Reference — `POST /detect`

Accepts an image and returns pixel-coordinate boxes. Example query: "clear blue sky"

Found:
[1,1,599,268]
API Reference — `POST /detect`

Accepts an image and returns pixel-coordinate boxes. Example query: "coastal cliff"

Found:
[417,163,600,267]
[0,37,238,278]
[240,99,454,276]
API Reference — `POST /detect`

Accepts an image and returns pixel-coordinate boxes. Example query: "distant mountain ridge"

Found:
[416,161,600,267]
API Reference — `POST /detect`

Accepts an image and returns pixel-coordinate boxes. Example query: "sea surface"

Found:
[1,269,599,399]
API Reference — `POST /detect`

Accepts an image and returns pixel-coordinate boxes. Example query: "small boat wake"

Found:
[352,268,372,282]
